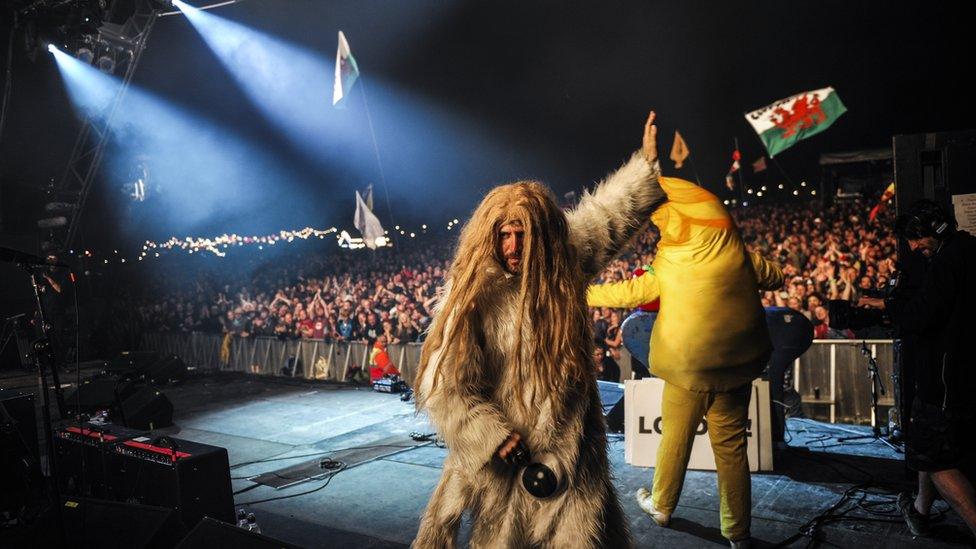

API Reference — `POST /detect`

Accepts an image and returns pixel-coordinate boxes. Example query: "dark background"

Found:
[1,0,973,256]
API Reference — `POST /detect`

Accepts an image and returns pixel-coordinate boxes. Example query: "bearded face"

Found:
[497,221,526,274]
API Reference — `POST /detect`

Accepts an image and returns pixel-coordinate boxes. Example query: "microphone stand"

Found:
[19,262,68,546]
[838,341,900,452]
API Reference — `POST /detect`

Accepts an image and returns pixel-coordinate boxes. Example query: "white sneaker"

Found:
[728,537,752,549]
[635,487,670,527]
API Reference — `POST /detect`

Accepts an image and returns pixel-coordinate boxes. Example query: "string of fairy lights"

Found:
[67,180,821,265]
[66,218,464,265]
[724,180,816,207]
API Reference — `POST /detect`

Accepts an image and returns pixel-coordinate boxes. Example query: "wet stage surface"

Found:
[4,370,971,548]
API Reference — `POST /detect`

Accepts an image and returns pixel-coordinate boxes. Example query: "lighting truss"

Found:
[48,0,158,251]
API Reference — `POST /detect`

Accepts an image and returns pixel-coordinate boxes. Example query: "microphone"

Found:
[503,441,564,499]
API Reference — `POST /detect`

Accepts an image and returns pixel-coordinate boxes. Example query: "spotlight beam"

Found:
[173,0,341,162]
[159,0,244,17]
[50,40,304,236]
[45,1,160,251]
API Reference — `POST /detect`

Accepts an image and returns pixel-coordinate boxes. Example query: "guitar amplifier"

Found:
[55,422,147,499]
[55,422,235,529]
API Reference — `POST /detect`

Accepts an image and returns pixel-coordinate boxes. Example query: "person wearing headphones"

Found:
[859,199,976,540]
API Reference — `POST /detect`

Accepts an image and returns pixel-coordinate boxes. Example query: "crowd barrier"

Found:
[140,332,425,383]
[140,333,894,426]
[793,339,896,426]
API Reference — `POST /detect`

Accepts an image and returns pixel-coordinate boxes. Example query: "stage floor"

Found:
[5,370,973,548]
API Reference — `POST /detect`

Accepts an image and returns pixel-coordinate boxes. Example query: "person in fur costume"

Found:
[412,111,667,548]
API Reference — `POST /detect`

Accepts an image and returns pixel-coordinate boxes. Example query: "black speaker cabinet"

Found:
[28,496,185,549]
[63,377,139,415]
[146,354,188,385]
[120,386,174,430]
[177,517,302,549]
[1,389,41,512]
[113,350,161,372]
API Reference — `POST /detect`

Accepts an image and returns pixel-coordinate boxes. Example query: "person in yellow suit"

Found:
[587,177,784,548]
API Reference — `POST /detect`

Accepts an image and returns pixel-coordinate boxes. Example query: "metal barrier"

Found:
[140,333,893,426]
[140,332,635,386]
[793,339,896,426]
[140,332,425,383]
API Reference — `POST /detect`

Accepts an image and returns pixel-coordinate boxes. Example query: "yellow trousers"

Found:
[652,381,752,541]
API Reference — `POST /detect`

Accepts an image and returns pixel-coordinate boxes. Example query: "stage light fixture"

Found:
[97,54,115,73]
[76,47,94,64]
[48,44,58,53]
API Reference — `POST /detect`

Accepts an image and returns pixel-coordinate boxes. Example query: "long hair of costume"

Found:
[413,152,663,548]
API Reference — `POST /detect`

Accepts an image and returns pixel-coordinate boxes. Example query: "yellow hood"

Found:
[589,177,782,392]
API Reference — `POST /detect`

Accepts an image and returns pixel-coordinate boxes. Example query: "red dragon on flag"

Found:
[771,94,826,138]
[745,87,847,157]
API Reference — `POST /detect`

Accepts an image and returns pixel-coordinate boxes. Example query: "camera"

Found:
[828,274,901,331]
[828,299,888,331]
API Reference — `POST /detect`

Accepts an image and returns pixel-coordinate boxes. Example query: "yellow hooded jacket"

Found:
[587,177,784,392]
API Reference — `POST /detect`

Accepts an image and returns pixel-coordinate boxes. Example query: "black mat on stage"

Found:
[249,434,429,489]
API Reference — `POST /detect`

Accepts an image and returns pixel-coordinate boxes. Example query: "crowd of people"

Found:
[136,196,897,346]
[136,242,450,346]
[591,196,898,340]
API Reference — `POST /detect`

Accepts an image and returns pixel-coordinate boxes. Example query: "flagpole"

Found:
[672,130,701,186]
[745,124,797,189]
[357,76,398,244]
[734,137,746,204]
[685,155,703,187]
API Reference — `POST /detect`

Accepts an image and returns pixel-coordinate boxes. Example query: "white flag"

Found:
[332,31,360,106]
[354,190,385,249]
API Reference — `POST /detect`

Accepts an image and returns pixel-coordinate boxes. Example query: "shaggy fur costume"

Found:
[413,152,664,548]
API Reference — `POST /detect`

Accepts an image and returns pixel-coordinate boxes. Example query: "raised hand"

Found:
[642,110,658,164]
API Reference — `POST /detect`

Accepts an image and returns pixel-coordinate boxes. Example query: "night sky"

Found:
[1,0,973,248]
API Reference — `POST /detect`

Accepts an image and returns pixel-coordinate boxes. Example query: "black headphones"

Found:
[897,199,955,239]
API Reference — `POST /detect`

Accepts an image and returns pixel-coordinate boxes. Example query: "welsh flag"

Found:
[332,31,360,107]
[745,87,847,157]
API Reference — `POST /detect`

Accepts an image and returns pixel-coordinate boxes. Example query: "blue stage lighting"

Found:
[173,0,341,156]
[171,0,543,223]
[49,44,305,234]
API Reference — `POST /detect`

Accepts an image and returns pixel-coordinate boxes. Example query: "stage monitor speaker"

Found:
[28,496,184,549]
[1,389,41,513]
[108,351,160,376]
[63,377,139,415]
[120,386,174,430]
[177,517,302,549]
[597,380,625,433]
[146,354,188,385]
